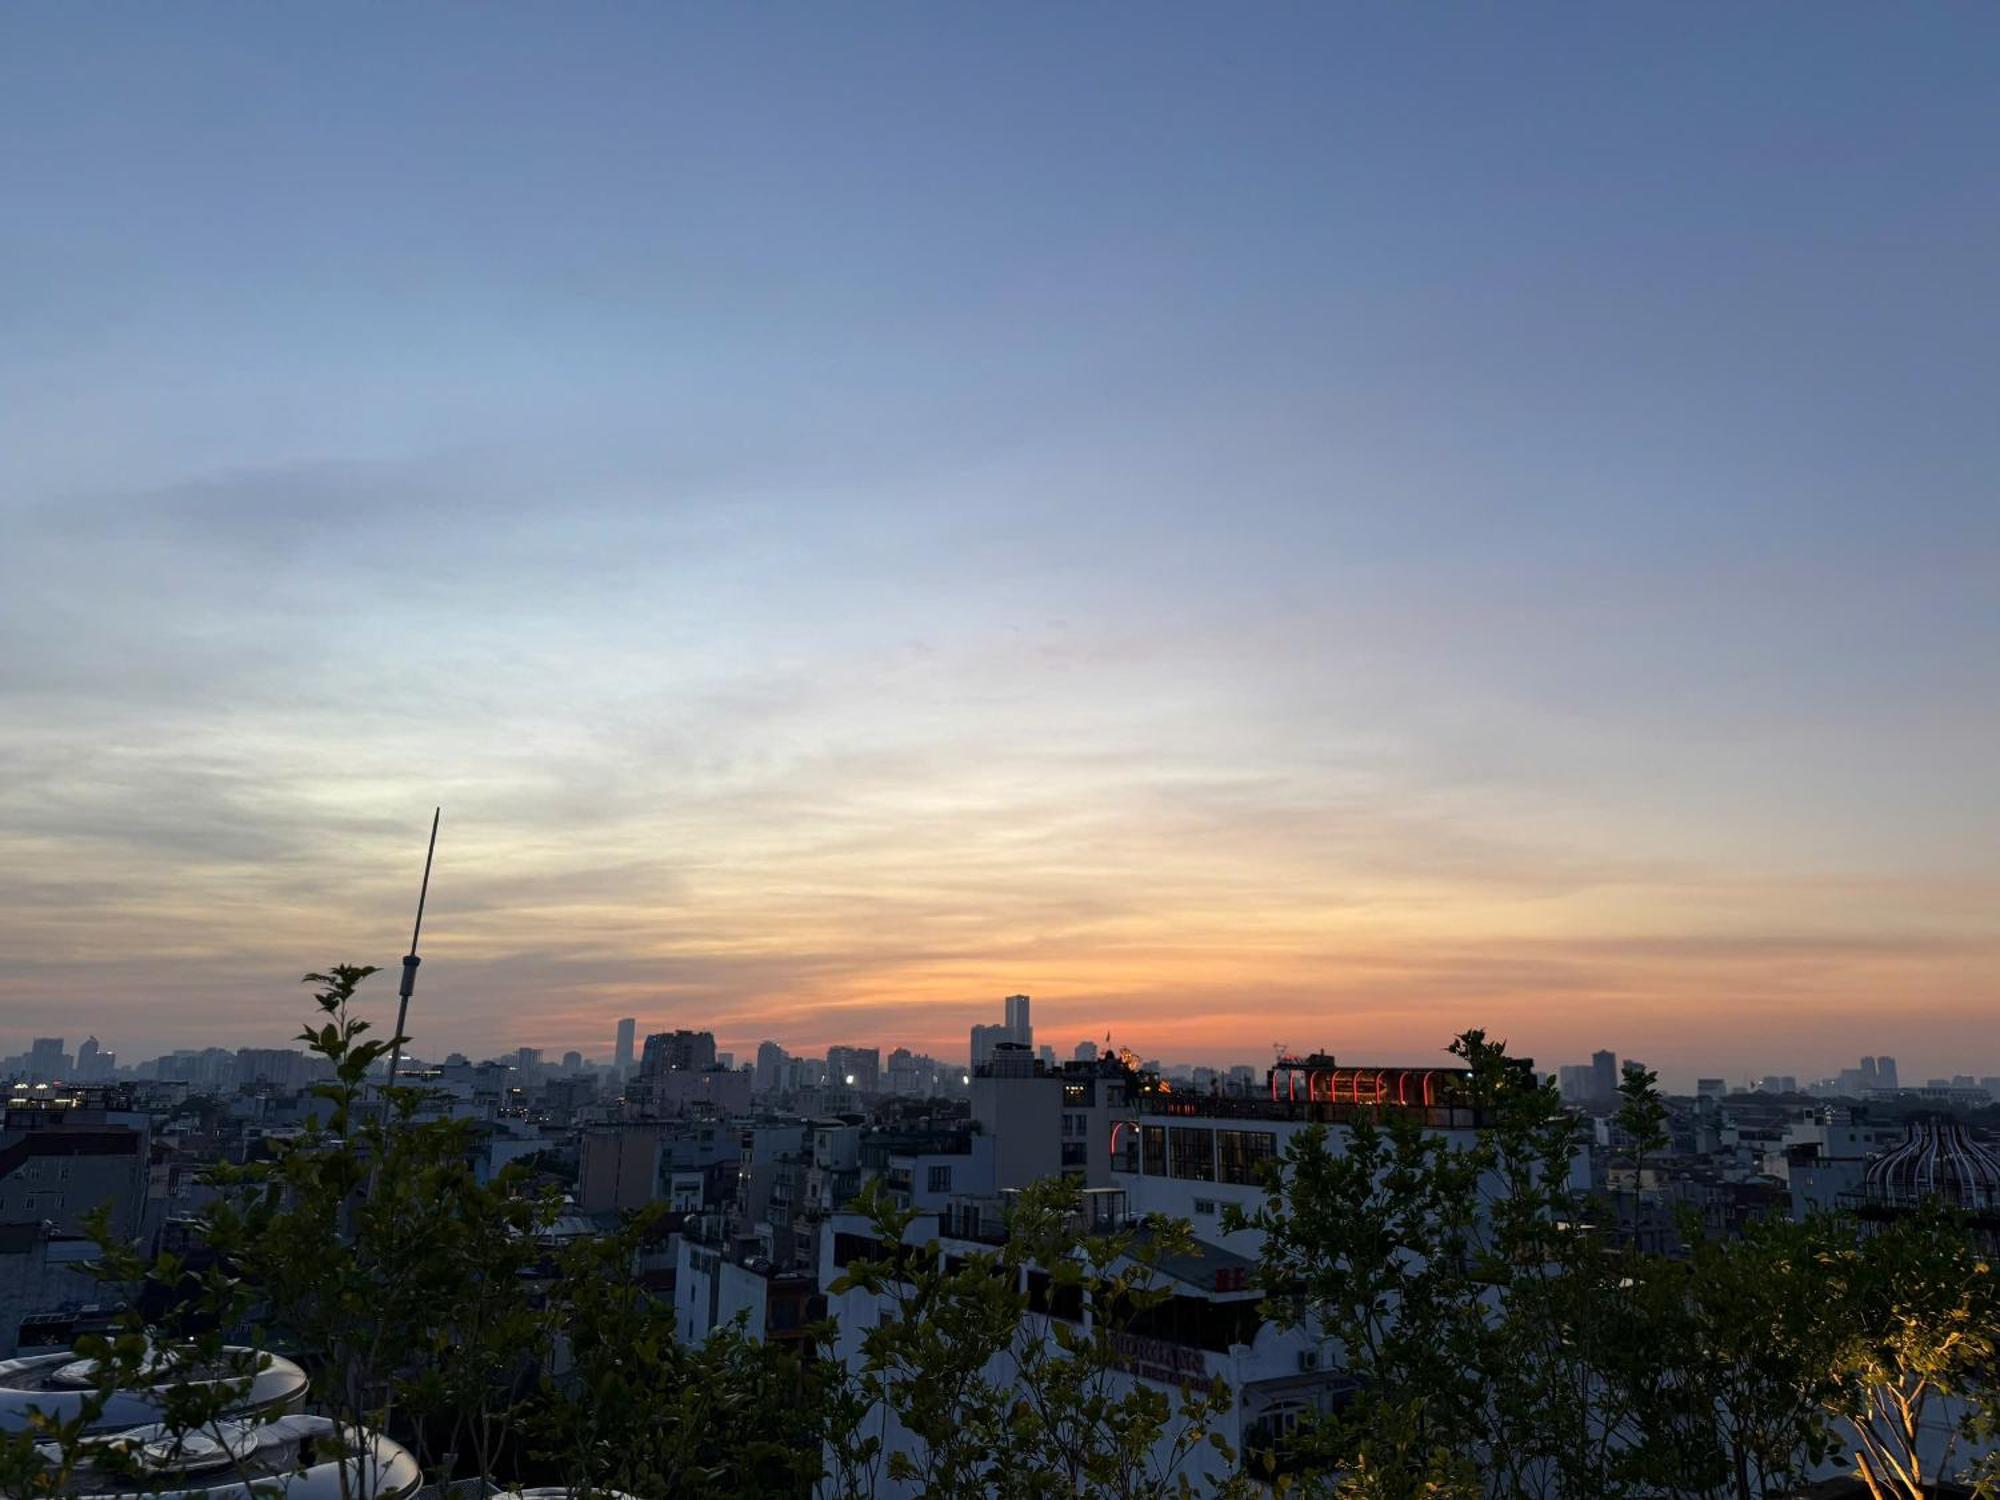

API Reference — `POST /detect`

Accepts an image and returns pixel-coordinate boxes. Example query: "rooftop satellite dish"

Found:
[383,808,440,1090]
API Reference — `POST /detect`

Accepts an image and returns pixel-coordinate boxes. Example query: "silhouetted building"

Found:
[641,1030,716,1075]
[1590,1050,1617,1105]
[827,1047,880,1094]
[754,1041,787,1094]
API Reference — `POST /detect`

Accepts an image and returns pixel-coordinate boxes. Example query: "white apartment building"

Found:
[818,1191,1344,1496]
[1110,1058,1507,1259]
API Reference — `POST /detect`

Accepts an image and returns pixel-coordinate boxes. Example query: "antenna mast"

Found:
[384,807,440,1090]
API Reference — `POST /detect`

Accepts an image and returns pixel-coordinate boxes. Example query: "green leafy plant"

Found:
[828,1175,1256,1499]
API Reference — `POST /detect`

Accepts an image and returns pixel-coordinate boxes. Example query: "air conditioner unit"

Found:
[1297,1349,1320,1372]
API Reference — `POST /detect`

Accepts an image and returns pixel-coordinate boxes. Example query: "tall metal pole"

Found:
[384,807,440,1091]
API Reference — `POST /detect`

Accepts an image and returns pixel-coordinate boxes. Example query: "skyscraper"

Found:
[1877,1056,1900,1090]
[1558,1064,1595,1104]
[1590,1050,1617,1105]
[640,1030,716,1075]
[614,1018,636,1071]
[1004,994,1032,1047]
[755,1040,787,1094]
[28,1038,67,1082]
[828,1045,881,1093]
[970,1023,1011,1070]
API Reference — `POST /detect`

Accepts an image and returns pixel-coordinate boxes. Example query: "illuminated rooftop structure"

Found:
[1268,1055,1476,1109]
[1857,1116,2000,1215]
[1130,1053,1533,1129]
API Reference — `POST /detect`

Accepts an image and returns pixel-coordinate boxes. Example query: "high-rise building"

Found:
[1005,994,1032,1048]
[562,1050,584,1073]
[640,1030,716,1075]
[155,1048,235,1091]
[1558,1065,1595,1104]
[1877,1056,1899,1091]
[754,1040,787,1094]
[516,1047,543,1079]
[236,1048,309,1089]
[615,1018,636,1071]
[1590,1050,1617,1105]
[27,1039,67,1083]
[75,1037,102,1081]
[827,1046,881,1093]
[972,995,1035,1068]
[1696,1078,1727,1101]
[970,1023,1011,1070]
[1073,1040,1099,1063]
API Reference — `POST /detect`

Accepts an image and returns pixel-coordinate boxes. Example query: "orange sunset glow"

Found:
[2,6,1995,1091]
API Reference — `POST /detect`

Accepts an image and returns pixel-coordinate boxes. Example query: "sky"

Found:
[1,6,1995,1089]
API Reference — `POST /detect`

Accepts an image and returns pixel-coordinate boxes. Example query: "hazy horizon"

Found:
[3,6,1995,1089]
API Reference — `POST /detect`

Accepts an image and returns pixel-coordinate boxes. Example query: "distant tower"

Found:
[615,1018,636,1071]
[1878,1056,1900,1091]
[1004,994,1032,1048]
[1591,1050,1618,1104]
[970,1023,1009,1070]
[76,1036,101,1080]
[755,1040,787,1094]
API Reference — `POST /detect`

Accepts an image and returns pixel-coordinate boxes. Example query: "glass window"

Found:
[1169,1126,1215,1181]
[1142,1125,1167,1177]
[1112,1127,1139,1174]
[1217,1129,1277,1185]
[927,1164,952,1193]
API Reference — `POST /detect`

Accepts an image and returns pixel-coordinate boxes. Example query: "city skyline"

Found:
[8,1005,1999,1102]
[3,7,1996,1083]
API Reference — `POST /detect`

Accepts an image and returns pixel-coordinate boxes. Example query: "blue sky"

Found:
[2,5,1994,1084]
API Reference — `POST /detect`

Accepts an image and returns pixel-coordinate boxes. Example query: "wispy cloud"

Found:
[3,5,1996,1085]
